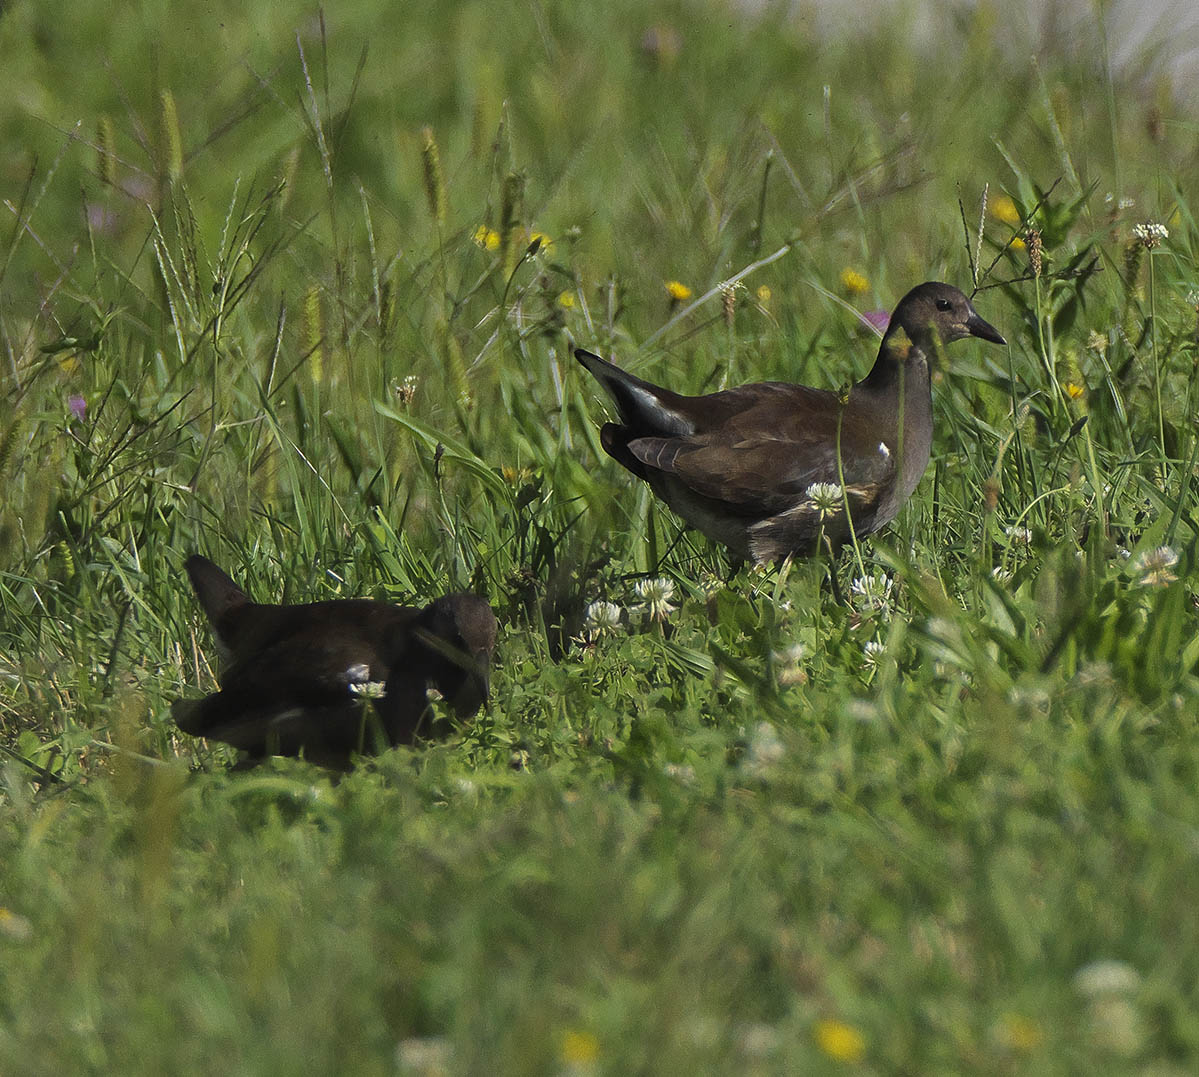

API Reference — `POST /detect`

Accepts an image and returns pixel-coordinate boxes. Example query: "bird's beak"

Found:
[452,660,490,718]
[966,308,1006,346]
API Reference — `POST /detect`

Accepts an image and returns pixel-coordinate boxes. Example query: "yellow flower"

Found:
[473,225,500,252]
[756,284,772,304]
[528,229,552,251]
[560,1029,600,1065]
[1063,381,1085,399]
[665,280,692,301]
[1010,236,1026,251]
[814,1018,865,1063]
[992,195,1021,226]
[996,1013,1043,1051]
[840,268,869,295]
[557,291,576,309]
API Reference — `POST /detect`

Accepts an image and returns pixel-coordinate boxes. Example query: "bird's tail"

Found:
[185,555,250,627]
[573,348,692,436]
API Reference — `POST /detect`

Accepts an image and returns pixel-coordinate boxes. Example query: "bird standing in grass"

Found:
[173,556,497,767]
[576,281,1005,563]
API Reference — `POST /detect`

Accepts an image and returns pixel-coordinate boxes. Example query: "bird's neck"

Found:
[853,334,934,501]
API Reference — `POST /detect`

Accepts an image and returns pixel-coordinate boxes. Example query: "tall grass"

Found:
[2,0,1199,1071]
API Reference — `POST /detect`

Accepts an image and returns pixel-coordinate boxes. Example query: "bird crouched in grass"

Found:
[173,555,497,767]
[576,282,1005,563]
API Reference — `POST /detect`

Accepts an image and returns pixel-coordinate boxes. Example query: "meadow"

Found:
[2,0,1199,1071]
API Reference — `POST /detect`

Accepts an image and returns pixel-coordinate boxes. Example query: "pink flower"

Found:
[68,395,87,422]
[859,309,890,335]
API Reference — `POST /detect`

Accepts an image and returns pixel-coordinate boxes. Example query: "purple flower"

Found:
[68,394,87,422]
[858,309,890,335]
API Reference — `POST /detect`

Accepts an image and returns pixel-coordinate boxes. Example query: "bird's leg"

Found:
[822,534,846,606]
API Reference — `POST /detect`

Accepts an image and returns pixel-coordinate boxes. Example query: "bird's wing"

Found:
[627,403,897,517]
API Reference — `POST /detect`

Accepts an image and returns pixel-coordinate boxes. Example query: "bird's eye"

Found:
[935,298,952,311]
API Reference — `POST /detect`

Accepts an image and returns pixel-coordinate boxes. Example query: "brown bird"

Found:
[576,281,1005,563]
[173,555,497,767]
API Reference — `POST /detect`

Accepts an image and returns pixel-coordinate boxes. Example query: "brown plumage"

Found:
[173,556,497,767]
[576,281,1005,563]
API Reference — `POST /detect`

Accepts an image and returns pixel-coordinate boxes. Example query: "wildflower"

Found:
[756,284,772,305]
[1074,960,1145,1057]
[68,394,87,422]
[813,1018,865,1063]
[805,482,843,517]
[994,1013,1043,1051]
[859,309,890,335]
[501,465,534,485]
[348,680,387,699]
[1063,381,1085,400]
[560,1029,600,1065]
[991,565,1014,585]
[1027,229,1043,277]
[722,281,740,326]
[850,571,893,611]
[633,577,677,622]
[744,721,784,775]
[1086,330,1107,355]
[395,374,419,406]
[773,642,806,686]
[1131,545,1178,588]
[1132,221,1168,249]
[0,908,32,942]
[557,291,575,309]
[991,194,1021,226]
[1074,960,1141,996]
[527,229,552,253]
[583,600,622,639]
[396,1035,452,1075]
[738,1023,780,1057]
[665,279,692,302]
[1004,525,1032,546]
[472,225,500,252]
[839,267,869,295]
[862,640,885,670]
[663,762,696,784]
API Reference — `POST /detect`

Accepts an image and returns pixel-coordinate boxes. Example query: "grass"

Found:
[3,0,1199,1071]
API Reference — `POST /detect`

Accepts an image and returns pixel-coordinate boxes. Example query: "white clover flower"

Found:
[1131,545,1178,588]
[744,721,785,775]
[805,481,844,516]
[0,908,32,942]
[990,565,1014,585]
[396,1036,452,1074]
[1086,330,1107,354]
[862,640,885,669]
[583,599,623,639]
[663,762,696,784]
[1074,959,1142,997]
[1132,221,1168,248]
[850,571,893,611]
[772,642,806,686]
[346,663,387,699]
[772,642,804,665]
[1004,524,1032,546]
[633,577,677,622]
